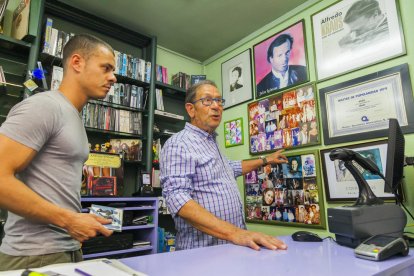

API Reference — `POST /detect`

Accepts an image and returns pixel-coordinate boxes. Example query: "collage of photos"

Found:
[248,84,320,154]
[244,153,323,227]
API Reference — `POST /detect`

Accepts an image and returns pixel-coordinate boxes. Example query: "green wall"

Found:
[201,0,414,237]
[156,46,203,85]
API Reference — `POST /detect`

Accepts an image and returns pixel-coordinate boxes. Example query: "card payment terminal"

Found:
[354,235,409,261]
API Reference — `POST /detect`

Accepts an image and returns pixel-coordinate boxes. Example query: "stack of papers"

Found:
[0,258,147,276]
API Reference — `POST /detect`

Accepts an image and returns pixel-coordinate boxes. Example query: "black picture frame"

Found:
[253,20,309,99]
[319,63,414,145]
[248,83,320,155]
[320,140,397,202]
[243,150,326,229]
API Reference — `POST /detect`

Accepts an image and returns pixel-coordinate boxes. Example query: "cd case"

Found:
[90,204,123,231]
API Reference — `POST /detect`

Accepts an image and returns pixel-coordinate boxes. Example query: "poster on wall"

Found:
[312,0,405,80]
[244,150,326,229]
[248,83,320,155]
[253,20,309,99]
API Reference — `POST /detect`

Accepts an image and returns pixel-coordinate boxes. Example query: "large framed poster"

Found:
[244,150,326,229]
[312,0,405,80]
[248,83,320,154]
[253,20,309,99]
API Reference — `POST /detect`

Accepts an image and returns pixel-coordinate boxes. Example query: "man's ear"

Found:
[185,103,195,119]
[70,54,83,73]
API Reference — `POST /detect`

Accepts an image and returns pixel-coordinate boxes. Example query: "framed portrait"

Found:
[312,0,406,80]
[221,49,253,109]
[243,150,326,229]
[253,20,309,99]
[224,117,244,148]
[320,140,396,202]
[319,63,414,145]
[248,83,320,155]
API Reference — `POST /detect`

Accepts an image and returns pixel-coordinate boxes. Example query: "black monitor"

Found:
[384,118,405,196]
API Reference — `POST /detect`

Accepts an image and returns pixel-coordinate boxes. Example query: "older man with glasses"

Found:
[160,80,288,251]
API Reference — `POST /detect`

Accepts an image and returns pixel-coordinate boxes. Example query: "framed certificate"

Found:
[319,63,414,145]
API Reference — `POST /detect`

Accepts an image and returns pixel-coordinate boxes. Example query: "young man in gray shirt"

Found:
[0,34,117,270]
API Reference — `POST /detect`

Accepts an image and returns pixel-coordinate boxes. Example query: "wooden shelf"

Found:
[155,81,186,98]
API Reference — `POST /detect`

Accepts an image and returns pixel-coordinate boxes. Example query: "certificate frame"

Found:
[311,0,406,80]
[320,140,396,202]
[319,63,414,145]
[221,49,253,109]
[224,117,244,148]
[243,149,326,229]
[253,20,309,99]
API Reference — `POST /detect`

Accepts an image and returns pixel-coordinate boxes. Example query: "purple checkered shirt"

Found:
[160,123,246,250]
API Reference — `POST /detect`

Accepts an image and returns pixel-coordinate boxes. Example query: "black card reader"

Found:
[354,235,409,261]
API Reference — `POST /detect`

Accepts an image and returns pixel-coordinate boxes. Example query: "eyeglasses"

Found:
[192,97,226,106]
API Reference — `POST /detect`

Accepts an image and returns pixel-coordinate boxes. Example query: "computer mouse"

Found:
[291,231,323,242]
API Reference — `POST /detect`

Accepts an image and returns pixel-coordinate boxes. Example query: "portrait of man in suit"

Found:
[256,33,307,95]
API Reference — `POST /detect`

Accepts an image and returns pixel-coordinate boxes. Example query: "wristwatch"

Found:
[260,156,268,166]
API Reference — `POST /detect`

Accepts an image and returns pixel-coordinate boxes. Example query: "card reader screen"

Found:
[366,236,397,247]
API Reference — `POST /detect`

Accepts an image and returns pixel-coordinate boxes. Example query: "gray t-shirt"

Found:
[0,91,89,256]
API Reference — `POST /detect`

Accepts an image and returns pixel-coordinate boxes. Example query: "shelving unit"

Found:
[81,197,158,259]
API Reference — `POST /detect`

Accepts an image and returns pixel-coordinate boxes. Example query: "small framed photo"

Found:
[312,0,406,80]
[224,118,244,148]
[248,83,320,155]
[320,140,395,202]
[221,49,253,109]
[243,150,326,229]
[253,20,309,99]
[319,63,414,145]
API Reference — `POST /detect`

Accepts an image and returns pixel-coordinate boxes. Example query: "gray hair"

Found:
[185,80,218,104]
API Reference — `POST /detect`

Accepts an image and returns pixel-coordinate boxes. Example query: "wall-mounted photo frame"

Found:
[248,83,320,155]
[243,150,326,229]
[312,0,406,80]
[224,117,244,148]
[253,20,309,99]
[221,49,253,109]
[319,63,414,145]
[320,140,396,202]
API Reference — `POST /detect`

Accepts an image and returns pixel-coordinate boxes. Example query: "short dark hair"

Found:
[232,66,242,77]
[62,34,114,69]
[267,34,293,63]
[344,0,381,23]
[185,80,218,104]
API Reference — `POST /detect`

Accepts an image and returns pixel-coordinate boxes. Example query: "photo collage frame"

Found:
[248,83,320,154]
[244,151,325,229]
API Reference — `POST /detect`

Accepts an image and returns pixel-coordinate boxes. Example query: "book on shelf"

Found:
[87,176,117,196]
[191,74,206,85]
[10,0,29,40]
[154,109,184,120]
[50,65,63,90]
[155,88,164,111]
[90,204,123,231]
[0,65,5,84]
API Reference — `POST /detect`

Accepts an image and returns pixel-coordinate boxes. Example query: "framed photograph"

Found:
[312,0,406,80]
[253,20,309,99]
[243,150,326,229]
[319,63,414,145]
[224,117,244,148]
[320,140,395,201]
[248,83,320,155]
[221,49,253,109]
